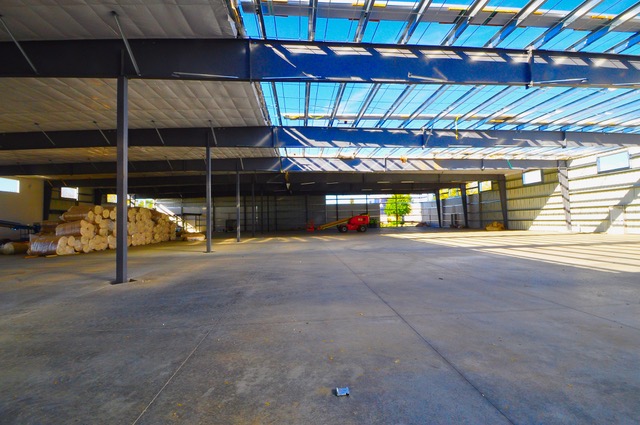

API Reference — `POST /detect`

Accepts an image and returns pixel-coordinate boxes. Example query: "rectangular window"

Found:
[60,187,79,200]
[522,170,543,185]
[479,181,492,192]
[597,151,630,173]
[0,177,19,193]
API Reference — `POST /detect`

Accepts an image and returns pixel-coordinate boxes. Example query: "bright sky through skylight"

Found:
[239,0,640,152]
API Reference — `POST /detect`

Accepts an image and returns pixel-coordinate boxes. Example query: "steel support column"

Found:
[435,191,443,228]
[115,75,128,284]
[460,185,469,228]
[236,170,241,242]
[558,166,572,232]
[252,178,256,237]
[42,183,52,222]
[205,140,212,252]
[498,175,509,229]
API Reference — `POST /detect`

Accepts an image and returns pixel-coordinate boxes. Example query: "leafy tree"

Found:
[384,194,412,224]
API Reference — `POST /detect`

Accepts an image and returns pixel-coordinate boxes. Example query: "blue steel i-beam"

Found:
[115,76,128,284]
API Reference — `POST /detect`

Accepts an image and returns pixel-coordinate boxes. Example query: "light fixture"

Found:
[300,181,316,186]
[401,180,414,184]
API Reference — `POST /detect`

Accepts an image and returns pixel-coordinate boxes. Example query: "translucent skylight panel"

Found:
[581,31,636,53]
[620,43,640,54]
[487,0,531,7]
[356,119,382,128]
[542,29,590,50]
[434,118,457,128]
[591,0,638,14]
[453,25,500,47]
[362,21,406,43]
[316,18,358,42]
[366,84,410,119]
[407,23,454,45]
[309,119,331,127]
[392,85,443,115]
[500,27,547,49]
[238,4,261,38]
[308,83,341,118]
[404,119,430,129]
[276,82,305,120]
[264,15,309,40]
[539,0,586,12]
[336,84,375,117]
[503,87,570,116]
[421,86,472,115]
[380,119,406,128]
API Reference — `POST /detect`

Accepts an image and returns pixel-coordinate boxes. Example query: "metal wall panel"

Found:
[568,148,640,234]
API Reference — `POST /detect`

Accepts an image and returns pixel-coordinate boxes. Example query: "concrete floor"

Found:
[1,229,639,424]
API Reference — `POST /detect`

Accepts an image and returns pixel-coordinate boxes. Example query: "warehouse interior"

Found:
[1,0,640,423]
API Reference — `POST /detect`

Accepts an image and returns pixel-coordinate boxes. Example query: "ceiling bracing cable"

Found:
[151,121,166,145]
[111,11,141,76]
[34,123,55,146]
[93,121,112,146]
[0,15,39,74]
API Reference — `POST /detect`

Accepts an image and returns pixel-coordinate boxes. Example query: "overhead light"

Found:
[300,181,316,186]
[362,188,373,191]
[326,181,340,185]
[381,188,392,191]
[401,180,414,184]
[377,180,391,184]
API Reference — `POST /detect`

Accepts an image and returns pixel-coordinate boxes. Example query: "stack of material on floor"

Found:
[28,234,76,256]
[1,241,30,255]
[181,232,206,242]
[485,221,506,231]
[28,205,177,256]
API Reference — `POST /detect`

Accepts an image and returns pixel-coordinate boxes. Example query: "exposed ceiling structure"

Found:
[1,0,639,196]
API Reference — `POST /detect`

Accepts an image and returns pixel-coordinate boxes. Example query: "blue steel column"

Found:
[205,139,212,252]
[251,177,256,237]
[498,175,509,229]
[236,169,241,242]
[460,185,469,228]
[435,191,443,228]
[115,75,128,284]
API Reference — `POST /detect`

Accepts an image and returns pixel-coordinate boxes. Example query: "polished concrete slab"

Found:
[1,229,639,424]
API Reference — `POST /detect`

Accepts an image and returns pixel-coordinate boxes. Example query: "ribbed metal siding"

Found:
[506,170,568,231]
[568,148,640,234]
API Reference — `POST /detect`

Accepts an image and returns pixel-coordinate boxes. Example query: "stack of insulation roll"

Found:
[28,205,177,256]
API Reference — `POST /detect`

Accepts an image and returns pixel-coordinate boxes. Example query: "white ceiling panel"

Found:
[0,78,267,132]
[0,0,236,41]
